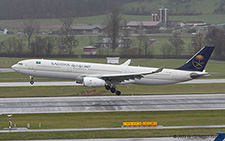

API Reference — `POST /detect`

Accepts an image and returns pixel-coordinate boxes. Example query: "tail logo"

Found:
[192,55,205,70]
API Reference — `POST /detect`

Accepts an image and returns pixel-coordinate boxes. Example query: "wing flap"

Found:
[89,66,164,83]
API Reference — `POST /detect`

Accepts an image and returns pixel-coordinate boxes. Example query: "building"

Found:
[0,27,8,35]
[152,7,169,27]
[126,21,160,32]
[158,7,169,27]
[186,21,206,27]
[71,25,105,34]
[95,38,124,48]
[126,7,168,32]
[83,46,97,55]
[106,57,120,64]
[170,21,186,27]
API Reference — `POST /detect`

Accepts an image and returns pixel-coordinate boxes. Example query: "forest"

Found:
[1,0,225,20]
[0,0,131,20]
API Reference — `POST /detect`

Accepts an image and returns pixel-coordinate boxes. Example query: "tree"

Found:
[160,43,173,56]
[59,17,79,55]
[136,22,150,55]
[143,36,150,56]
[206,26,225,59]
[105,6,123,51]
[191,32,206,53]
[23,19,40,49]
[59,17,75,37]
[136,21,145,48]
[0,40,9,53]
[44,36,56,55]
[65,36,79,55]
[168,32,185,55]
[30,36,46,55]
[121,19,131,55]
[127,47,143,56]
[0,36,24,54]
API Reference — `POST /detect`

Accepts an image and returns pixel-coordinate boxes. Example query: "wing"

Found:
[89,66,164,83]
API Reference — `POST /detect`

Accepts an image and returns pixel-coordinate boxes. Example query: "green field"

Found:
[0,83,225,98]
[122,0,220,15]
[0,110,225,139]
[0,128,222,140]
[0,34,194,56]
[1,58,225,83]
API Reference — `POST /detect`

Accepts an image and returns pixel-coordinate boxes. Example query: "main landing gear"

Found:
[29,76,34,85]
[105,85,121,96]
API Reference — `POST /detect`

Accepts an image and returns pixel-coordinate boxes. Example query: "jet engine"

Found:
[83,77,106,87]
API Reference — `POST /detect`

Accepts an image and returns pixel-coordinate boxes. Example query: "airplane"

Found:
[11,46,214,96]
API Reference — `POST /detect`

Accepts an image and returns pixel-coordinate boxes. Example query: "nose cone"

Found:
[11,64,17,71]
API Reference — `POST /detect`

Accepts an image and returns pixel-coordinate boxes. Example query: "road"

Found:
[0,79,225,87]
[1,94,225,114]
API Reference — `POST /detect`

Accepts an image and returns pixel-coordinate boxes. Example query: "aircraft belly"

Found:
[20,69,78,80]
[134,78,179,85]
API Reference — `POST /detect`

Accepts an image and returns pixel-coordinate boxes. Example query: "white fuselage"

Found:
[11,59,198,85]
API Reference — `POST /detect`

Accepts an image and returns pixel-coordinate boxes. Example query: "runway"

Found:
[0,81,80,87]
[0,79,225,87]
[1,124,225,133]
[1,94,225,114]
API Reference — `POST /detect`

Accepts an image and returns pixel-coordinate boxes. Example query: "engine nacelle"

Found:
[83,77,106,87]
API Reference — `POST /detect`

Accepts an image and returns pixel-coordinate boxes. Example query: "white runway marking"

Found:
[0,124,225,133]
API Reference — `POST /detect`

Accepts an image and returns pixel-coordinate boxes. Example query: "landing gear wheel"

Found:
[116,91,121,96]
[105,85,110,90]
[30,81,34,85]
[110,87,116,93]
[29,76,34,85]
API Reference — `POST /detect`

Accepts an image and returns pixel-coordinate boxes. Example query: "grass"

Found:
[0,128,222,140]
[0,83,225,98]
[170,14,225,24]
[0,34,193,56]
[1,58,225,82]
[0,110,225,139]
[122,0,220,15]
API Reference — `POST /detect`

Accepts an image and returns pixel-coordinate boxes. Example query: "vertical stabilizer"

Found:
[176,46,214,72]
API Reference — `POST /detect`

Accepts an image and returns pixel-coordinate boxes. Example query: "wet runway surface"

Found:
[1,94,225,114]
[0,79,225,87]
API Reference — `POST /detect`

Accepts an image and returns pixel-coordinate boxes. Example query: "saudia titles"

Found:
[192,55,205,70]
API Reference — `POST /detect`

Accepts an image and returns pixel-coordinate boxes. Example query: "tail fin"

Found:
[176,46,215,72]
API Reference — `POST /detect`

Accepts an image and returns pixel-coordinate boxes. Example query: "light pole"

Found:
[7,115,12,129]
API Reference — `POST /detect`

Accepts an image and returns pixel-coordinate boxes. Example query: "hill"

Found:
[0,0,224,20]
[122,0,222,15]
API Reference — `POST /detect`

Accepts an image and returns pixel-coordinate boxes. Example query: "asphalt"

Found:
[1,125,225,133]
[1,94,225,114]
[0,79,225,87]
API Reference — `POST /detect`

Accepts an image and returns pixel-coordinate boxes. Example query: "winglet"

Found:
[176,46,214,72]
[142,66,164,75]
[154,66,164,73]
[120,59,131,66]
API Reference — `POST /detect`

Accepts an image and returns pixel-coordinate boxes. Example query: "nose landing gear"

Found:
[105,84,121,96]
[29,76,34,85]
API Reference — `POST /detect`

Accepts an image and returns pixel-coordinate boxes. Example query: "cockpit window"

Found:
[36,61,41,64]
[18,63,23,65]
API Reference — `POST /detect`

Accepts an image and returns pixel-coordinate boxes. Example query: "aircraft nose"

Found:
[11,64,17,71]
